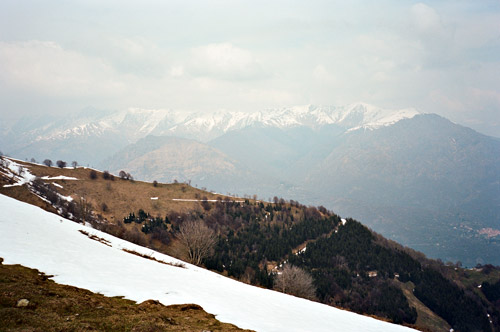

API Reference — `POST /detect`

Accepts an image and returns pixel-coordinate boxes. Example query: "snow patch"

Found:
[0,194,416,332]
[295,246,307,255]
[172,198,245,203]
[20,103,422,144]
[1,158,36,187]
[59,195,73,202]
[41,175,78,180]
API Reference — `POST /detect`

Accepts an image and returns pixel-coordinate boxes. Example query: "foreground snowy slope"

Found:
[0,194,416,332]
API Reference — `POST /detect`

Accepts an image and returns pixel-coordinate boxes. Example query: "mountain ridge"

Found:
[2,102,421,154]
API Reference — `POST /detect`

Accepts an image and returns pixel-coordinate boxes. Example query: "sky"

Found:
[0,0,499,137]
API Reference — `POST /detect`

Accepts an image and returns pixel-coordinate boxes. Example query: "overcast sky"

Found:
[0,0,499,136]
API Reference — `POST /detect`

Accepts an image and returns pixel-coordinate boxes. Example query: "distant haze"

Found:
[0,1,499,137]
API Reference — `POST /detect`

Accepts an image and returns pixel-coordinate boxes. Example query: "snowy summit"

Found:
[14,103,421,144]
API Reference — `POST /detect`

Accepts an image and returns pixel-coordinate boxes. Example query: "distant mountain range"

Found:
[1,103,419,163]
[2,103,499,266]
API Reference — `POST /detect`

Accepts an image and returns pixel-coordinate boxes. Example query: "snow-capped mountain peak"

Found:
[6,103,422,151]
[340,102,420,131]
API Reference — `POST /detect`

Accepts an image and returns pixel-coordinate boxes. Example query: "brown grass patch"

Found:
[12,160,243,222]
[122,248,186,268]
[397,280,451,332]
[78,230,112,247]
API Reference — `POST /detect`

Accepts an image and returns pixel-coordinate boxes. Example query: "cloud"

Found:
[411,3,441,33]
[188,43,265,80]
[0,40,125,98]
[430,90,466,112]
[240,88,297,105]
[409,3,455,64]
[462,88,500,135]
[170,65,184,78]
[469,88,500,107]
[429,88,500,136]
[313,65,335,82]
[103,37,169,78]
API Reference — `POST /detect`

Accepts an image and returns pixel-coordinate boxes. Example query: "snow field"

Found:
[0,194,416,332]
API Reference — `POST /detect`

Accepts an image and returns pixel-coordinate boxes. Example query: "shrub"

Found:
[201,197,211,211]
[177,220,216,266]
[43,159,53,167]
[119,170,132,180]
[89,170,98,180]
[56,160,66,168]
[274,265,317,300]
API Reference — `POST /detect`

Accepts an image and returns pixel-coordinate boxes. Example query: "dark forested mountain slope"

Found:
[302,114,500,266]
[205,114,500,266]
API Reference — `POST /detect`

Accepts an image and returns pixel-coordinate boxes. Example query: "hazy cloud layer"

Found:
[0,0,499,136]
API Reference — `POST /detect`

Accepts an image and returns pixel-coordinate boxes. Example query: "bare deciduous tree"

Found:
[75,197,93,223]
[43,159,53,167]
[177,220,216,266]
[274,264,317,300]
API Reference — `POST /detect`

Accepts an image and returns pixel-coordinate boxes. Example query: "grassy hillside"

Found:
[1,159,229,215]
